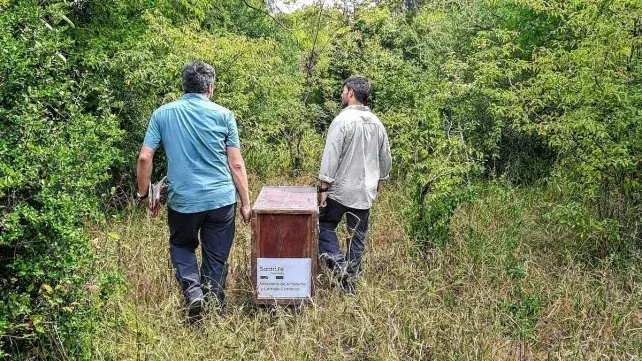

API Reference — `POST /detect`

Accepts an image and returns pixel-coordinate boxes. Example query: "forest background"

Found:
[2,0,642,359]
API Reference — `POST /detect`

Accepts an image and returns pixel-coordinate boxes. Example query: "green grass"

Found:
[89,177,642,360]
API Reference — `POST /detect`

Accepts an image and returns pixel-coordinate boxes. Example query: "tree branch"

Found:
[240,0,300,45]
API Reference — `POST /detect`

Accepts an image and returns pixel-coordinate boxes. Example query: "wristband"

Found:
[316,185,329,193]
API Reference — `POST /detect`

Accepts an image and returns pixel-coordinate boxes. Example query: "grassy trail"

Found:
[90,177,642,360]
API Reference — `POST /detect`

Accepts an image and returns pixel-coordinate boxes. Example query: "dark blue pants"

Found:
[167,203,235,305]
[318,197,370,277]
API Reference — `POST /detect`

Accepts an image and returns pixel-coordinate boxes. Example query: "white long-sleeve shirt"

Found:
[319,105,392,210]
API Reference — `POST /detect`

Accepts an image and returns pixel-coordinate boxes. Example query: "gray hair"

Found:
[181,61,216,94]
[342,76,372,103]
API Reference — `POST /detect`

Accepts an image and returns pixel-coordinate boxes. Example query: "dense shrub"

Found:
[0,1,121,357]
[453,0,642,254]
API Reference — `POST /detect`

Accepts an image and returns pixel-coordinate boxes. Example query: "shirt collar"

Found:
[182,93,210,101]
[345,105,369,111]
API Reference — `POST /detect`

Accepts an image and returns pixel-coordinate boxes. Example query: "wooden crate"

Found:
[251,186,318,305]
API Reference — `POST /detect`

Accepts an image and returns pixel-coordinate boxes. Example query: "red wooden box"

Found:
[251,186,318,304]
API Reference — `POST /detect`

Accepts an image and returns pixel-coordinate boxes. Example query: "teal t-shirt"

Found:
[143,93,240,213]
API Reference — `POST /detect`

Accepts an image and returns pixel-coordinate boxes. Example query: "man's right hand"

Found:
[240,204,252,225]
[318,191,328,207]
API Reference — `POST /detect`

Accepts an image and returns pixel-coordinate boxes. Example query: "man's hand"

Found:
[377,180,382,195]
[149,198,161,218]
[318,191,328,207]
[240,204,252,225]
[318,181,329,207]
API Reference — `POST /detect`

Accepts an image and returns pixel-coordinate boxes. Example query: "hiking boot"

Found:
[341,276,358,296]
[345,259,362,279]
[203,293,225,316]
[330,264,348,281]
[186,297,204,324]
[320,253,348,282]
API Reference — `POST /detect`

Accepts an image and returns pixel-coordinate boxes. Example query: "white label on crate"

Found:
[257,258,311,299]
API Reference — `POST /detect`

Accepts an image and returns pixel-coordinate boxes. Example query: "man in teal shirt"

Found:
[136,61,251,322]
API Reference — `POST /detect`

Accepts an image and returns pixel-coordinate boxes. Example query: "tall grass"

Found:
[89,176,642,360]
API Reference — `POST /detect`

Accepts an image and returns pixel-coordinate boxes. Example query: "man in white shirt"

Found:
[317,76,392,292]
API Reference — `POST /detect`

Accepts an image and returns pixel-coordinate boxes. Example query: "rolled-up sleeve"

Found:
[378,127,392,180]
[318,119,344,184]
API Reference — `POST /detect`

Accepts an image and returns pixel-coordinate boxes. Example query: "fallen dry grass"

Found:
[89,177,642,360]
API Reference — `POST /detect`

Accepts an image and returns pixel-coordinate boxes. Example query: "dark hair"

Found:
[181,61,216,93]
[342,76,372,103]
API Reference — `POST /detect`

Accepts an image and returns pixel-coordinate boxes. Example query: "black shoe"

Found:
[320,253,348,282]
[203,293,224,316]
[187,298,204,323]
[330,265,348,282]
[341,276,358,296]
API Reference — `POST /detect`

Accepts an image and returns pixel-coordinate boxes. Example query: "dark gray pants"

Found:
[168,203,235,306]
[318,197,370,278]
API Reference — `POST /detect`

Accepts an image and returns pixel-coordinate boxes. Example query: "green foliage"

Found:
[469,0,642,256]
[0,0,121,357]
[502,289,544,340]
[3,0,642,357]
[373,0,642,251]
[411,186,478,248]
[70,0,322,181]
